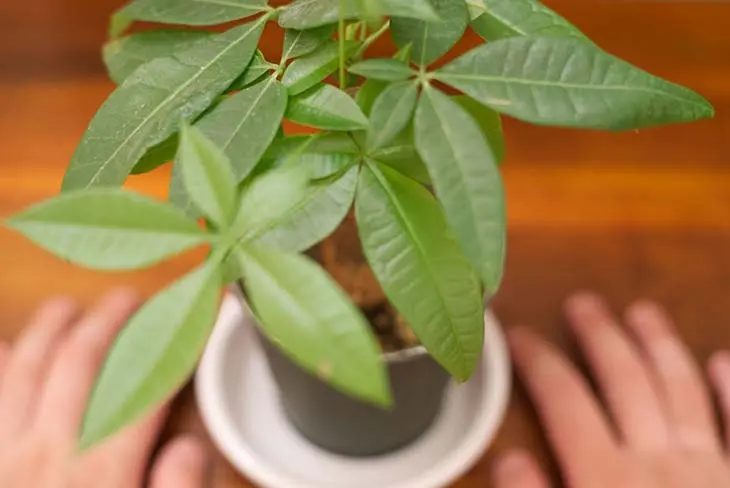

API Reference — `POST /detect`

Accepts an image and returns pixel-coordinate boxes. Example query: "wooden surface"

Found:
[1,1,730,486]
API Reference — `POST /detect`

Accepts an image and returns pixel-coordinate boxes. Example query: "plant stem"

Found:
[354,20,390,59]
[338,0,347,90]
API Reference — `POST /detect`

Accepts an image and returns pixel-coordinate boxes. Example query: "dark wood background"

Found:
[1,1,729,487]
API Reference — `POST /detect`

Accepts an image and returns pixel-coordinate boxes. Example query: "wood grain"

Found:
[1,1,729,487]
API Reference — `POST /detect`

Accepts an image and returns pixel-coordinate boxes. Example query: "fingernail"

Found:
[710,351,730,378]
[492,451,530,483]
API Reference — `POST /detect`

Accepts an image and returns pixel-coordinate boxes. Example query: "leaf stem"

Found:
[338,0,347,90]
[354,20,390,59]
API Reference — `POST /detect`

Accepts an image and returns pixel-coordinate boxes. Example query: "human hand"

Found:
[494,293,730,488]
[0,289,208,488]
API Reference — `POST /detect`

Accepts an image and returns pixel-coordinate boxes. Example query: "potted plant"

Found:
[4,0,713,458]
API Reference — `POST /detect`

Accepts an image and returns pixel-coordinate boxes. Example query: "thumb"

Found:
[150,436,210,488]
[492,450,551,488]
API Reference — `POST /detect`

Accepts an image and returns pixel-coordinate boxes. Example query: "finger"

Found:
[625,301,719,450]
[0,342,10,386]
[492,450,551,488]
[0,298,78,440]
[74,404,170,487]
[707,352,730,452]
[565,293,670,449]
[509,327,617,485]
[32,288,140,447]
[150,437,209,488]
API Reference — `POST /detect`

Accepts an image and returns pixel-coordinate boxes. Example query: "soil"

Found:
[310,212,421,353]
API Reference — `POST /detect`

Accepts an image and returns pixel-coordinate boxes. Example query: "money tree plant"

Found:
[4,0,713,449]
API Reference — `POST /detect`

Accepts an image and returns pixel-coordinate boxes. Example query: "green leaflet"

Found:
[391,0,468,66]
[252,165,358,252]
[130,135,178,175]
[286,84,369,131]
[435,36,714,130]
[281,41,360,95]
[192,77,287,181]
[236,247,389,406]
[80,259,222,449]
[6,189,210,271]
[282,25,336,62]
[263,132,360,162]
[177,123,237,228]
[452,95,505,164]
[367,81,418,150]
[62,19,266,191]
[355,161,484,381]
[469,0,586,41]
[349,58,415,82]
[415,87,506,293]
[370,129,431,185]
[111,0,269,36]
[233,166,311,241]
[356,79,388,117]
[103,30,210,85]
[230,50,276,91]
[278,0,437,30]
[169,162,198,220]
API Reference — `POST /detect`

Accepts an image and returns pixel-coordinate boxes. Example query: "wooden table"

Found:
[1,1,730,486]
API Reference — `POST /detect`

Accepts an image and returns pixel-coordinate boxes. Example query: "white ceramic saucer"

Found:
[196,293,512,488]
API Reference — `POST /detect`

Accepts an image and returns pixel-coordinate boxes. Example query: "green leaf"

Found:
[230,50,275,91]
[349,59,415,82]
[436,36,715,130]
[233,166,311,241]
[80,259,221,448]
[62,19,265,191]
[286,84,369,131]
[372,143,431,185]
[111,0,268,36]
[452,95,505,164]
[103,30,210,85]
[282,25,336,62]
[236,247,389,406]
[263,132,359,162]
[367,81,418,150]
[281,41,359,95]
[469,0,585,41]
[278,0,437,30]
[356,79,388,117]
[130,134,178,175]
[415,87,505,292]
[195,77,287,181]
[6,189,210,271]
[169,163,198,219]
[356,162,483,381]
[251,164,358,252]
[391,0,468,66]
[177,123,237,228]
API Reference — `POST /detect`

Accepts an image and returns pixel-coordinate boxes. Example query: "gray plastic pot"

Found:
[256,328,451,457]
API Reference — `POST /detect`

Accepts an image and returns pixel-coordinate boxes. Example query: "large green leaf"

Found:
[371,133,431,185]
[349,58,415,82]
[286,84,369,131]
[367,81,418,150]
[435,36,714,130]
[233,166,310,241]
[62,19,265,191]
[452,95,505,164]
[355,161,484,381]
[194,77,287,181]
[264,132,360,162]
[278,0,437,29]
[177,123,237,228]
[251,165,358,252]
[281,41,359,95]
[6,189,210,270]
[469,0,585,41]
[415,87,505,293]
[391,0,468,66]
[282,25,336,62]
[103,30,210,85]
[111,0,268,36]
[80,259,221,448]
[356,79,388,117]
[236,247,389,405]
